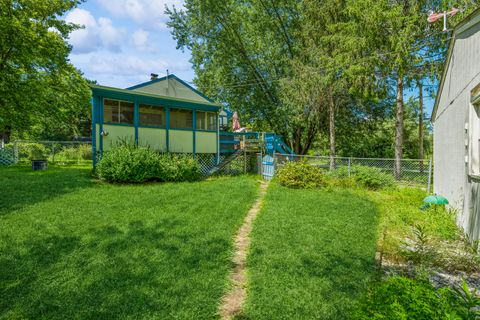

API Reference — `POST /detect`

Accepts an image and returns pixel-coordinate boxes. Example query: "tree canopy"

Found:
[167,0,478,158]
[0,0,91,142]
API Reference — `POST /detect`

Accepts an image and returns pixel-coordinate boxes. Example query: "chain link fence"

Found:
[274,154,433,190]
[0,140,93,166]
[196,152,259,176]
[0,145,15,165]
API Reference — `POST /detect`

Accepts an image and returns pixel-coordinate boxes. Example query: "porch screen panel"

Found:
[139,104,165,127]
[103,99,134,125]
[170,108,193,129]
[196,111,217,131]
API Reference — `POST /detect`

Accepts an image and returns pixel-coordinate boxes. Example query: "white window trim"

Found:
[467,100,480,177]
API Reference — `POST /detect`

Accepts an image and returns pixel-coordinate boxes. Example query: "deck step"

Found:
[208,150,243,175]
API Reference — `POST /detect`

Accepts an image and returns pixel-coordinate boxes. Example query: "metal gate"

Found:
[262,155,275,180]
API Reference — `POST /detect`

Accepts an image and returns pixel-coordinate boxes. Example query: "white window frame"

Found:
[468,100,480,178]
[103,98,134,125]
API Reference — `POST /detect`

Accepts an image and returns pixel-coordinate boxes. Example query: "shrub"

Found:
[276,160,325,189]
[172,154,201,182]
[354,276,459,319]
[450,279,480,319]
[96,144,201,183]
[96,144,162,183]
[22,143,49,161]
[55,144,92,163]
[329,165,395,190]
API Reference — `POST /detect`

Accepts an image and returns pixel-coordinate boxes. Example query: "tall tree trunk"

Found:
[328,85,336,170]
[1,125,11,144]
[294,127,301,154]
[418,81,424,159]
[395,77,404,180]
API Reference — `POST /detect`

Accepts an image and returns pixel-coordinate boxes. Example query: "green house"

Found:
[91,74,224,166]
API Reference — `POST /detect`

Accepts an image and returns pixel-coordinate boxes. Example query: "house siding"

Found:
[138,128,167,151]
[131,78,210,103]
[196,131,217,153]
[168,130,194,153]
[434,22,480,240]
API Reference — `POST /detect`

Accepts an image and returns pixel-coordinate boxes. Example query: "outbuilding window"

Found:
[170,108,193,129]
[469,83,480,176]
[196,111,217,131]
[139,104,165,127]
[469,102,480,176]
[104,99,134,125]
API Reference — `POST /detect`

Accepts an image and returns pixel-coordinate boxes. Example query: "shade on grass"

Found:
[242,184,379,320]
[0,166,259,319]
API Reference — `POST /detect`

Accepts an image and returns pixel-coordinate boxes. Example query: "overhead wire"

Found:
[185,30,452,91]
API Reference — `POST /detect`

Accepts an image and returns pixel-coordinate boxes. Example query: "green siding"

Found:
[138,128,167,151]
[169,130,193,153]
[102,125,135,151]
[96,124,101,151]
[196,131,217,153]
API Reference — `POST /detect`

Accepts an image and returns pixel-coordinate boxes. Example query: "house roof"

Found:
[431,8,480,122]
[90,84,221,112]
[126,74,216,103]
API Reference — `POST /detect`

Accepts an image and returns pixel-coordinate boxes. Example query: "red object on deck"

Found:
[232,112,241,131]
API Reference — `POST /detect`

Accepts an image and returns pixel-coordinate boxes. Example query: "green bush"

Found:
[172,154,202,182]
[354,276,459,319]
[21,143,49,161]
[329,165,395,190]
[96,144,161,183]
[96,144,201,183]
[275,160,325,189]
[55,144,92,163]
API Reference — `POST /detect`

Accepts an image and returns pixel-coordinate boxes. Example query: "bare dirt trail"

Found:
[218,180,269,320]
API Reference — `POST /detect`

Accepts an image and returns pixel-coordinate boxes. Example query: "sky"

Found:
[65,0,193,89]
[64,0,435,115]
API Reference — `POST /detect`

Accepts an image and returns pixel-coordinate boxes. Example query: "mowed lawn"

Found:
[0,166,260,319]
[242,184,379,320]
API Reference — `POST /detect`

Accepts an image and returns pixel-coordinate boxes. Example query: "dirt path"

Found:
[218,180,269,320]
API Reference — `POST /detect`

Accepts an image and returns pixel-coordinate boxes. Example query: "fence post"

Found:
[426,158,433,194]
[273,152,277,178]
[13,140,18,164]
[348,157,352,177]
[51,142,56,164]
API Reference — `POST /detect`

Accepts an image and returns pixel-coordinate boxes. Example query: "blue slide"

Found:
[264,133,295,156]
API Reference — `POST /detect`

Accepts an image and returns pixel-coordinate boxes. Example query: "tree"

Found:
[293,0,348,167]
[167,0,322,154]
[0,0,89,142]
[322,0,448,176]
[27,69,92,140]
[418,80,424,160]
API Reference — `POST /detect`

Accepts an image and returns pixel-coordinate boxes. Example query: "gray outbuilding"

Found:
[432,9,480,240]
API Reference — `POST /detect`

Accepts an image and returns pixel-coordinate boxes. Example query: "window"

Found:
[219,114,228,130]
[469,102,480,176]
[170,108,193,129]
[139,104,165,127]
[104,99,134,125]
[196,111,217,131]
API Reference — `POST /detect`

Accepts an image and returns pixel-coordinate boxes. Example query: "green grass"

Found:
[0,166,260,319]
[368,187,460,262]
[242,183,379,320]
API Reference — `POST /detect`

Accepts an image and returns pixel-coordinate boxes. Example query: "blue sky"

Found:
[65,0,193,88]
[65,0,435,115]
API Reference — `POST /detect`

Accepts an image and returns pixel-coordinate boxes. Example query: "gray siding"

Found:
[434,22,480,240]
